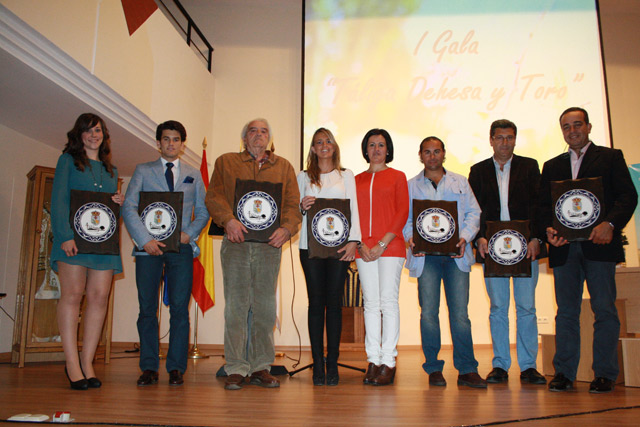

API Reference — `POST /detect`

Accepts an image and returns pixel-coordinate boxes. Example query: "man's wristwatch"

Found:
[378,240,388,250]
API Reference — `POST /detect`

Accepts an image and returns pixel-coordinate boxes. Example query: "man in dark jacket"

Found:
[540,107,637,393]
[469,119,547,386]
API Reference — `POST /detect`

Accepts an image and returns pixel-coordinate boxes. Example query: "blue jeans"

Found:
[485,261,539,372]
[417,255,478,374]
[552,243,619,381]
[135,244,193,374]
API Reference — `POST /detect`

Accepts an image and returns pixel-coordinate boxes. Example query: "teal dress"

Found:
[50,153,123,274]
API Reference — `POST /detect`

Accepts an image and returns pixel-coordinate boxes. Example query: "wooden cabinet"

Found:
[616,267,640,386]
[615,267,640,334]
[340,307,365,350]
[11,166,114,367]
[340,265,364,350]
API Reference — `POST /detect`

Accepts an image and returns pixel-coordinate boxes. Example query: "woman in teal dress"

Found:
[51,113,124,390]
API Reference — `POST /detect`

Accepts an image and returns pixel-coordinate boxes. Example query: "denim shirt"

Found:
[402,169,481,276]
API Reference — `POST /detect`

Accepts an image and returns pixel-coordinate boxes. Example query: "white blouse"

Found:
[296,168,362,250]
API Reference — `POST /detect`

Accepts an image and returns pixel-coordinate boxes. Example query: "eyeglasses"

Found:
[492,135,515,143]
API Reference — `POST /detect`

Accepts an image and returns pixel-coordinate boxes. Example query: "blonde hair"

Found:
[306,128,342,188]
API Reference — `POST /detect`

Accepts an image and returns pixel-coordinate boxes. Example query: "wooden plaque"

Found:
[208,219,225,236]
[69,190,120,255]
[412,199,459,256]
[484,220,531,278]
[307,198,351,259]
[551,177,604,242]
[234,179,282,243]
[138,191,183,253]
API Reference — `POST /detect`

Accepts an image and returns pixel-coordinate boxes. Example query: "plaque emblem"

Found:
[141,202,178,241]
[73,202,117,243]
[416,207,456,243]
[488,229,528,266]
[311,208,349,247]
[237,191,278,231]
[555,189,600,230]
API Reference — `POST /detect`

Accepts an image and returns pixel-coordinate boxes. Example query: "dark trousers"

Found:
[299,250,349,365]
[552,242,620,381]
[135,244,193,374]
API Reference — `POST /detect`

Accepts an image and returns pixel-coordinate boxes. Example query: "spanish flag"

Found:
[192,142,215,313]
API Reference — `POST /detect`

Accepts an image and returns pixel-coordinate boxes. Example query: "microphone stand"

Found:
[288,359,365,377]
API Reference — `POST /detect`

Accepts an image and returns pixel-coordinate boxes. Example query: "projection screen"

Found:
[303,0,610,176]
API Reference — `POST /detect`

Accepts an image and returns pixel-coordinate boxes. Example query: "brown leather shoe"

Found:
[168,370,183,386]
[224,374,246,390]
[249,369,280,388]
[372,364,396,386]
[137,370,159,386]
[363,363,380,385]
[429,371,446,386]
[457,372,488,389]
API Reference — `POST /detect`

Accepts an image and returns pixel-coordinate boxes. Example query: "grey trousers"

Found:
[220,238,282,376]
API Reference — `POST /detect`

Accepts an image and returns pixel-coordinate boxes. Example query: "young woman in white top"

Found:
[297,128,361,386]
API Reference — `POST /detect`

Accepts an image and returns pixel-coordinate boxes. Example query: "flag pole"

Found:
[158,281,165,359]
[188,302,209,359]
[189,137,210,359]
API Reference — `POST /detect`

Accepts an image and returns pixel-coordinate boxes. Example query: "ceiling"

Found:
[0,1,215,177]
[0,48,158,176]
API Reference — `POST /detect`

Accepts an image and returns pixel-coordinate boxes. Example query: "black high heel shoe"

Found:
[312,360,325,386]
[326,362,339,386]
[65,366,88,390]
[79,362,102,388]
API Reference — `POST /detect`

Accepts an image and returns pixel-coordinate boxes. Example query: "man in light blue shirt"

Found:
[403,136,485,388]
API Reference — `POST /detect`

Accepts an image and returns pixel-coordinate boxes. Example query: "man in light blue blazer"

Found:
[122,120,209,387]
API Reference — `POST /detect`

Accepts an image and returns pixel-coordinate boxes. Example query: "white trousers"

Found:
[356,257,404,367]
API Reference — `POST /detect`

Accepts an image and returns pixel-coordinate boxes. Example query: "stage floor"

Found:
[1,346,639,426]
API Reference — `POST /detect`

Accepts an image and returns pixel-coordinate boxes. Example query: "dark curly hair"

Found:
[63,113,114,177]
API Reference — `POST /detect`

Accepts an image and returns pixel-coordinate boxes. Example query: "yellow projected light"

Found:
[304,1,610,176]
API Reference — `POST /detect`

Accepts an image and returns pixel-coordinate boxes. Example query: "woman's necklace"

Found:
[89,162,103,189]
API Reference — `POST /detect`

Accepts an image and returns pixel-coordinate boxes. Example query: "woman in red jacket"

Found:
[355,129,409,386]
